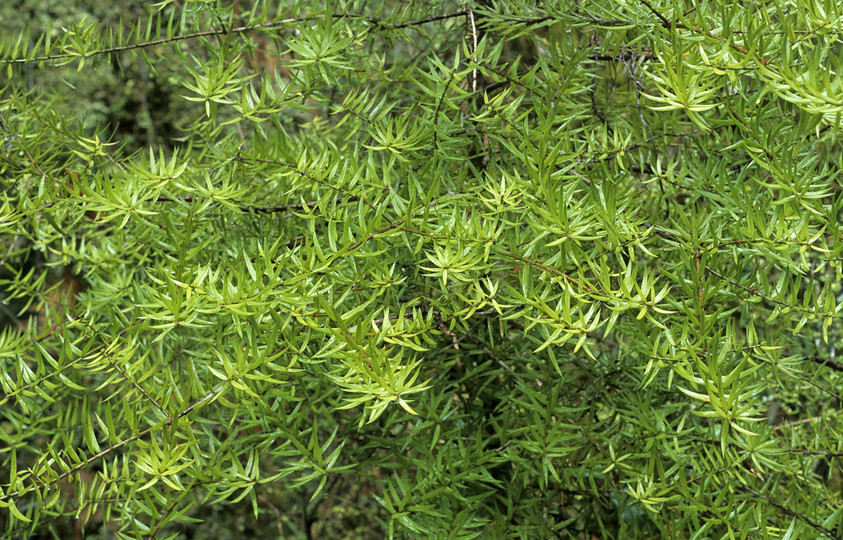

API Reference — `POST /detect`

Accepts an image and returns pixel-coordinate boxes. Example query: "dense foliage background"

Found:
[1,0,842,538]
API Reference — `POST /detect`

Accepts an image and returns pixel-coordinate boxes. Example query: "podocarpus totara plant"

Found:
[1,0,842,538]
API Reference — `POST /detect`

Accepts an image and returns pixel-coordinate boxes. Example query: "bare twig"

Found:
[258,494,285,537]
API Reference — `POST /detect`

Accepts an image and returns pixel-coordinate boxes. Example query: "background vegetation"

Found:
[1,0,842,538]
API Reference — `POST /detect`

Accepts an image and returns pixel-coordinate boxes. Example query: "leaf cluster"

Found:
[0,0,842,538]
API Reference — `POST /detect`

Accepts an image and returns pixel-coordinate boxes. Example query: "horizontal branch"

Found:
[155,194,359,213]
[0,10,470,66]
[809,355,843,373]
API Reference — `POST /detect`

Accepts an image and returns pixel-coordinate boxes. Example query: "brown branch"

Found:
[102,350,169,420]
[809,355,843,373]
[386,10,469,30]
[784,446,843,457]
[155,194,359,213]
[740,486,841,540]
[578,130,702,163]
[342,220,403,254]
[1,384,225,503]
[243,156,377,211]
[501,251,591,291]
[637,0,671,27]
[774,410,841,431]
[370,308,499,328]
[481,47,656,98]
[704,266,833,319]
[638,0,751,56]
[145,417,245,540]
[2,11,471,66]
[259,493,285,537]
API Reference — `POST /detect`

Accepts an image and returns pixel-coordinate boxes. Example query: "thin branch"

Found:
[784,446,843,457]
[155,194,359,214]
[0,384,225,503]
[809,355,843,373]
[637,0,671,27]
[1,11,471,66]
[637,0,752,57]
[103,350,169,420]
[342,220,404,254]
[618,53,654,136]
[705,266,834,319]
[578,129,702,163]
[740,486,841,540]
[259,493,285,537]
[431,70,456,153]
[243,156,378,211]
[501,250,591,292]
[387,10,469,30]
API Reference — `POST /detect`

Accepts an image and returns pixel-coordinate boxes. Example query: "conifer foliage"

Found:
[1,1,842,538]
